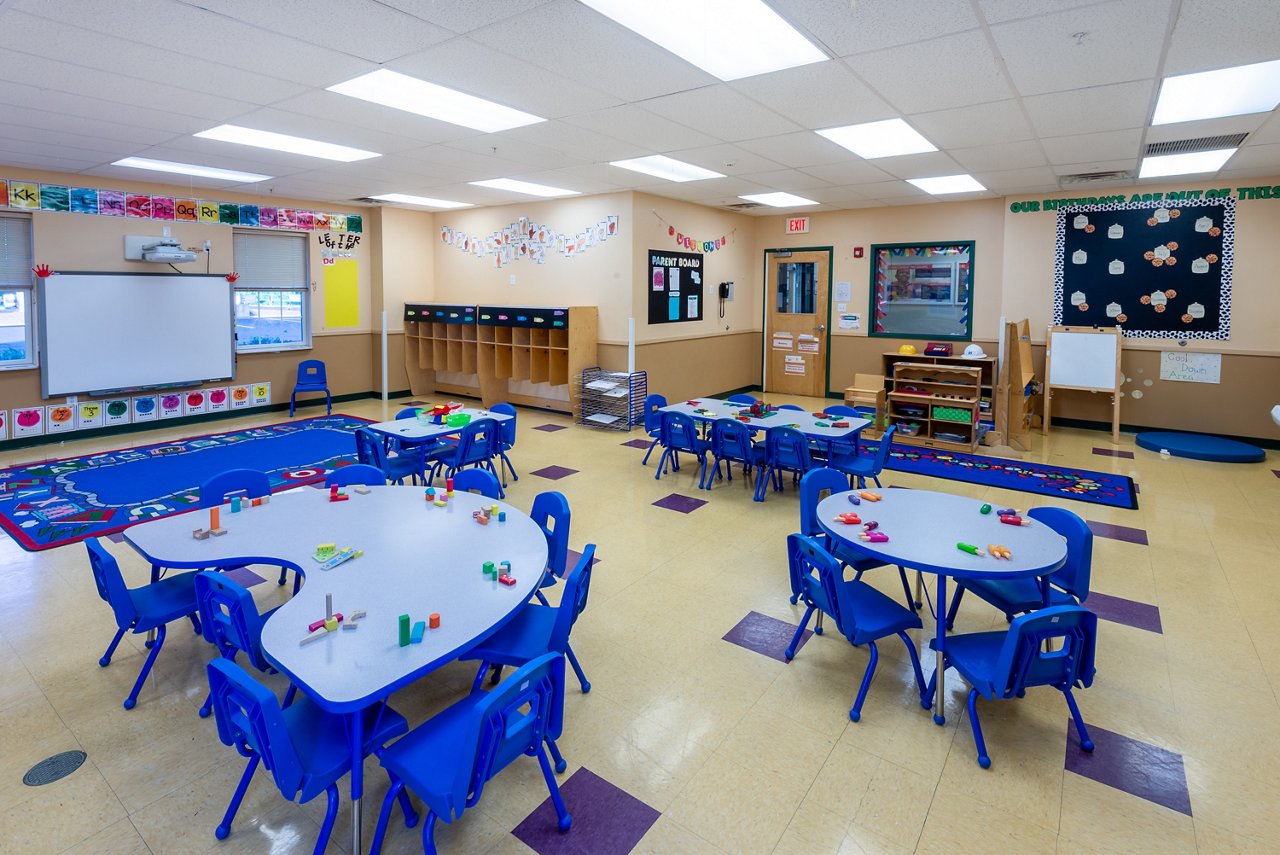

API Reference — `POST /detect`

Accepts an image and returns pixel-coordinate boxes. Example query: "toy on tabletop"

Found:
[956,542,986,556]
[342,610,367,631]
[313,543,337,561]
[812,412,827,419]
[317,547,362,570]
[833,512,862,525]
[999,515,1032,527]
[300,593,365,645]
[996,507,1024,517]
[329,485,349,503]
[446,477,454,495]
[847,493,861,506]
[979,503,992,515]
[425,488,435,501]
[230,496,242,513]
[429,613,440,629]
[988,545,1012,560]
[862,520,879,531]
[832,421,850,428]
[858,491,882,502]
[353,486,370,495]
[483,561,496,579]
[194,505,226,539]
[399,614,411,647]
[410,621,426,644]
[815,421,829,428]
[498,574,517,587]
[859,531,889,543]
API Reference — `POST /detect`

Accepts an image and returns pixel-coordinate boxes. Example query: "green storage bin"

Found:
[931,406,972,423]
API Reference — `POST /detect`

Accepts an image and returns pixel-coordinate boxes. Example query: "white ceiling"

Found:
[0,0,1277,215]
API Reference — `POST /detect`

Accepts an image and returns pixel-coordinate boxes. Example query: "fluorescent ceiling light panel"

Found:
[469,178,578,197]
[816,119,937,159]
[111,156,271,182]
[906,174,987,194]
[739,191,817,207]
[1138,148,1236,178]
[194,125,379,162]
[327,69,545,133]
[580,0,826,81]
[609,155,725,182]
[369,193,471,209]
[1152,59,1280,125]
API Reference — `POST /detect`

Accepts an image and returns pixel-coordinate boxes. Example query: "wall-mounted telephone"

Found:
[718,282,732,318]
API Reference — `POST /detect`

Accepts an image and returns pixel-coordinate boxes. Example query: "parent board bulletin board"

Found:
[648,249,704,324]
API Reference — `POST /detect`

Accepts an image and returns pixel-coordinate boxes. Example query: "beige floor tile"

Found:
[0,759,127,853]
[1058,772,1197,855]
[850,759,936,849]
[915,788,1057,854]
[666,753,807,855]
[60,818,151,855]
[632,815,726,855]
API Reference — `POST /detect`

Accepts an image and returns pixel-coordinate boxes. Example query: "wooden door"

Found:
[765,250,829,397]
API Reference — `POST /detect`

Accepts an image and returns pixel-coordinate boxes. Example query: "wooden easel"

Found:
[1043,325,1122,443]
[995,319,1035,452]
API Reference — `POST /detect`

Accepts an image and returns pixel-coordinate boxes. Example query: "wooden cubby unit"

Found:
[887,362,983,452]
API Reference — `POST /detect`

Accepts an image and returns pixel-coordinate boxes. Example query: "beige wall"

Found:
[600,331,762,402]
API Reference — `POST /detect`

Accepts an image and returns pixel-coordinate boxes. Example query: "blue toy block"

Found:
[410,621,426,644]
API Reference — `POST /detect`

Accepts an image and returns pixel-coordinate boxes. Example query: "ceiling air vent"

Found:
[722,201,762,210]
[1060,170,1134,184]
[1146,133,1248,156]
[348,198,380,205]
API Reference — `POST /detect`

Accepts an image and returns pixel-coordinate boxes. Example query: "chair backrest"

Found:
[992,606,1098,698]
[446,653,565,819]
[449,418,499,468]
[799,468,851,538]
[207,658,306,799]
[452,468,502,499]
[200,469,271,509]
[548,544,596,654]
[822,405,859,418]
[867,425,898,474]
[660,411,702,454]
[765,426,813,472]
[395,407,422,420]
[726,393,758,405]
[787,533,854,636]
[529,491,571,579]
[295,359,327,387]
[643,394,668,433]
[710,417,754,460]
[85,538,138,629]
[1027,506,1092,601]
[490,403,518,448]
[325,464,387,487]
[195,570,271,671]
[355,428,388,469]
[778,404,804,411]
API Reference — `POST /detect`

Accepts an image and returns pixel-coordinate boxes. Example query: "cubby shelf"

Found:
[887,362,983,452]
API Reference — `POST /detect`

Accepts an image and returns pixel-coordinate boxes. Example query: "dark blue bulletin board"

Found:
[1053,198,1233,340]
[647,249,704,324]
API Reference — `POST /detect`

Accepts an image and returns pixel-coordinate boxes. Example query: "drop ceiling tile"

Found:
[0,135,118,166]
[991,0,1173,96]
[496,122,644,163]
[868,151,967,181]
[909,100,1035,149]
[819,185,877,203]
[738,170,835,192]
[729,62,896,129]
[223,108,435,155]
[89,164,283,194]
[1050,158,1139,177]
[855,180,934,199]
[770,0,982,57]
[394,146,536,183]
[640,86,800,142]
[469,0,714,102]
[659,144,786,178]
[122,141,309,177]
[977,0,1105,24]
[737,133,860,169]
[534,163,646,190]
[376,0,552,35]
[1245,113,1280,146]
[521,167,631,195]
[0,152,121,173]
[656,176,778,199]
[950,140,1048,172]
[798,160,895,185]
[1021,80,1155,138]
[1144,114,1268,145]
[269,91,482,146]
[847,31,1013,113]
[971,166,1061,193]
[1215,143,1280,172]
[0,99,180,146]
[1041,129,1143,165]
[444,136,582,171]
[562,106,720,153]
[1164,0,1280,75]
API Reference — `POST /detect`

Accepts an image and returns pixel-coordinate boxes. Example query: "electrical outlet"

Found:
[509,274,517,285]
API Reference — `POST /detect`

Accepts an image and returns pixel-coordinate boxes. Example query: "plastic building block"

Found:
[319,548,362,570]
[426,488,435,499]
[324,617,338,632]
[491,504,500,516]
[988,544,1012,560]
[834,512,862,525]
[231,497,241,513]
[315,543,337,559]
[847,493,861,506]
[863,520,879,531]
[498,511,506,522]
[429,613,440,629]
[410,621,426,644]
[499,561,511,574]
[483,561,496,577]
[210,507,220,531]
[354,486,371,495]
[342,621,359,631]
[308,618,326,633]
[815,421,829,428]
[347,610,366,623]
[330,493,349,502]
[999,515,1032,527]
[859,531,889,543]
[956,542,985,556]
[446,478,454,493]
[997,508,1024,517]
[210,528,227,537]
[300,627,328,646]
[193,528,210,540]
[858,491,882,502]
[326,593,334,619]
[252,497,263,507]
[399,614,411,647]
[832,421,850,428]
[475,514,490,526]
[498,574,517,586]
[260,495,269,505]
[979,503,992,515]
[434,498,447,507]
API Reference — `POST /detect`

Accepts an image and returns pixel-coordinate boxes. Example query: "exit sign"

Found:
[786,216,810,234]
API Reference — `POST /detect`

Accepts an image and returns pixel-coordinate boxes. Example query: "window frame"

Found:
[0,213,36,371]
[867,240,975,342]
[232,229,312,354]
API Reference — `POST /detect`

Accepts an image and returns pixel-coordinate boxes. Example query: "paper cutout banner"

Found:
[651,209,735,253]
[440,214,619,266]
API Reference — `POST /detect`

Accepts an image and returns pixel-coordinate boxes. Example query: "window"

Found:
[0,215,35,369]
[232,231,310,351]
[869,241,973,340]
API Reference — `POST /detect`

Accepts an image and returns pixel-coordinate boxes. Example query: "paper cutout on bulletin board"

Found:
[12,408,43,437]
[323,259,359,328]
[0,409,7,441]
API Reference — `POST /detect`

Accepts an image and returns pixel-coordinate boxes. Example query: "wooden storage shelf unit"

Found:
[403,303,598,415]
[887,362,982,452]
[881,351,996,427]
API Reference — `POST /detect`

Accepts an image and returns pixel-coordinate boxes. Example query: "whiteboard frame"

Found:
[1043,325,1122,443]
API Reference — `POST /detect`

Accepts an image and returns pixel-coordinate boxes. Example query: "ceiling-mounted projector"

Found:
[124,234,198,264]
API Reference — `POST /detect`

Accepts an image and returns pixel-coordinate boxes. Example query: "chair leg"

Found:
[897,630,928,705]
[124,624,166,710]
[188,612,202,634]
[99,627,127,667]
[849,640,879,722]
[501,451,519,483]
[945,586,965,630]
[535,744,573,832]
[370,776,407,854]
[289,393,297,418]
[815,611,824,635]
[566,644,591,693]
[534,589,551,606]
[546,735,568,774]
[216,755,260,839]
[967,687,991,768]
[420,810,440,855]
[785,605,815,660]
[283,684,299,708]
[471,661,490,692]
[312,783,340,855]
[1064,688,1094,751]
[277,566,288,586]
[654,448,670,480]
[325,392,332,416]
[397,786,419,828]
[489,664,505,686]
[641,437,659,465]
[914,570,924,609]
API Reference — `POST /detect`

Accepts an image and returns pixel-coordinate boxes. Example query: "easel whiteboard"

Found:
[1047,327,1120,391]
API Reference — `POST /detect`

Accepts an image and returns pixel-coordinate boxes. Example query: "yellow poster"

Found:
[9,181,39,209]
[198,201,220,223]
[323,258,359,328]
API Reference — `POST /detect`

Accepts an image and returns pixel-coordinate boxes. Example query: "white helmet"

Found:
[963,344,987,358]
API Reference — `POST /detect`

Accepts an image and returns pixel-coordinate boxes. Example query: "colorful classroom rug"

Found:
[0,415,371,551]
[858,442,1139,510]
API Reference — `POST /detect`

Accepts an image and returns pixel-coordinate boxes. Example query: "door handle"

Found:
[815,324,826,332]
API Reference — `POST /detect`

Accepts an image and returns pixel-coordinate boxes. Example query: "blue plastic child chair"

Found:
[640,394,668,466]
[85,538,202,710]
[828,425,897,489]
[325,464,387,488]
[755,426,814,501]
[727,393,759,406]
[451,467,502,498]
[654,410,709,486]
[928,605,1098,768]
[357,427,426,486]
[489,402,520,486]
[369,653,571,855]
[705,417,764,492]
[426,418,502,494]
[290,359,331,417]
[194,570,296,718]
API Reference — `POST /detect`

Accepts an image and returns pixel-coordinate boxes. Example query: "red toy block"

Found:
[498,574,516,586]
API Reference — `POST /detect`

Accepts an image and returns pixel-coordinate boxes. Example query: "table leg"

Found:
[350,710,364,854]
[933,574,947,726]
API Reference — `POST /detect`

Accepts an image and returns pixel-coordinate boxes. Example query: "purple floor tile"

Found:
[532,465,579,481]
[652,493,706,514]
[1093,447,1135,459]
[1087,591,1162,633]
[1086,520,1149,545]
[1066,721,1191,816]
[723,610,811,663]
[222,567,268,589]
[534,424,568,433]
[105,531,126,543]
[620,438,653,449]
[1273,470,1280,478]
[565,547,600,570]
[513,767,660,855]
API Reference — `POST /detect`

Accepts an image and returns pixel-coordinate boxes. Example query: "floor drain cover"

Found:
[23,751,87,786]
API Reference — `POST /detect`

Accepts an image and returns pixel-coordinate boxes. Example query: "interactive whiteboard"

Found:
[39,272,234,396]
[1046,327,1120,391]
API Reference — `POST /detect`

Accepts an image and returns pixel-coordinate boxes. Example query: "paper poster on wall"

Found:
[687,295,698,318]
[132,395,158,422]
[77,402,104,430]
[668,295,680,321]
[772,334,793,350]
[184,391,208,416]
[0,410,6,441]
[104,399,131,426]
[323,258,359,328]
[159,394,183,419]
[647,249,704,325]
[652,267,663,291]
[834,281,852,302]
[207,388,229,413]
[230,385,252,409]
[252,383,271,405]
[1159,350,1221,383]
[838,313,861,330]
[12,408,43,437]
[46,405,76,434]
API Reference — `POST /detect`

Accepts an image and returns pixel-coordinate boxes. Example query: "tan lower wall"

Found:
[376,332,411,394]
[599,330,763,401]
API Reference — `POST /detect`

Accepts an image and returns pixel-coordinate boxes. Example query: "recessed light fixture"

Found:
[111,156,271,182]
[1138,148,1236,178]
[609,155,725,182]
[580,0,826,81]
[328,69,545,133]
[1152,59,1280,125]
[816,119,937,159]
[194,125,379,162]
[739,192,817,207]
[469,178,579,198]
[906,174,987,194]
[369,193,471,209]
